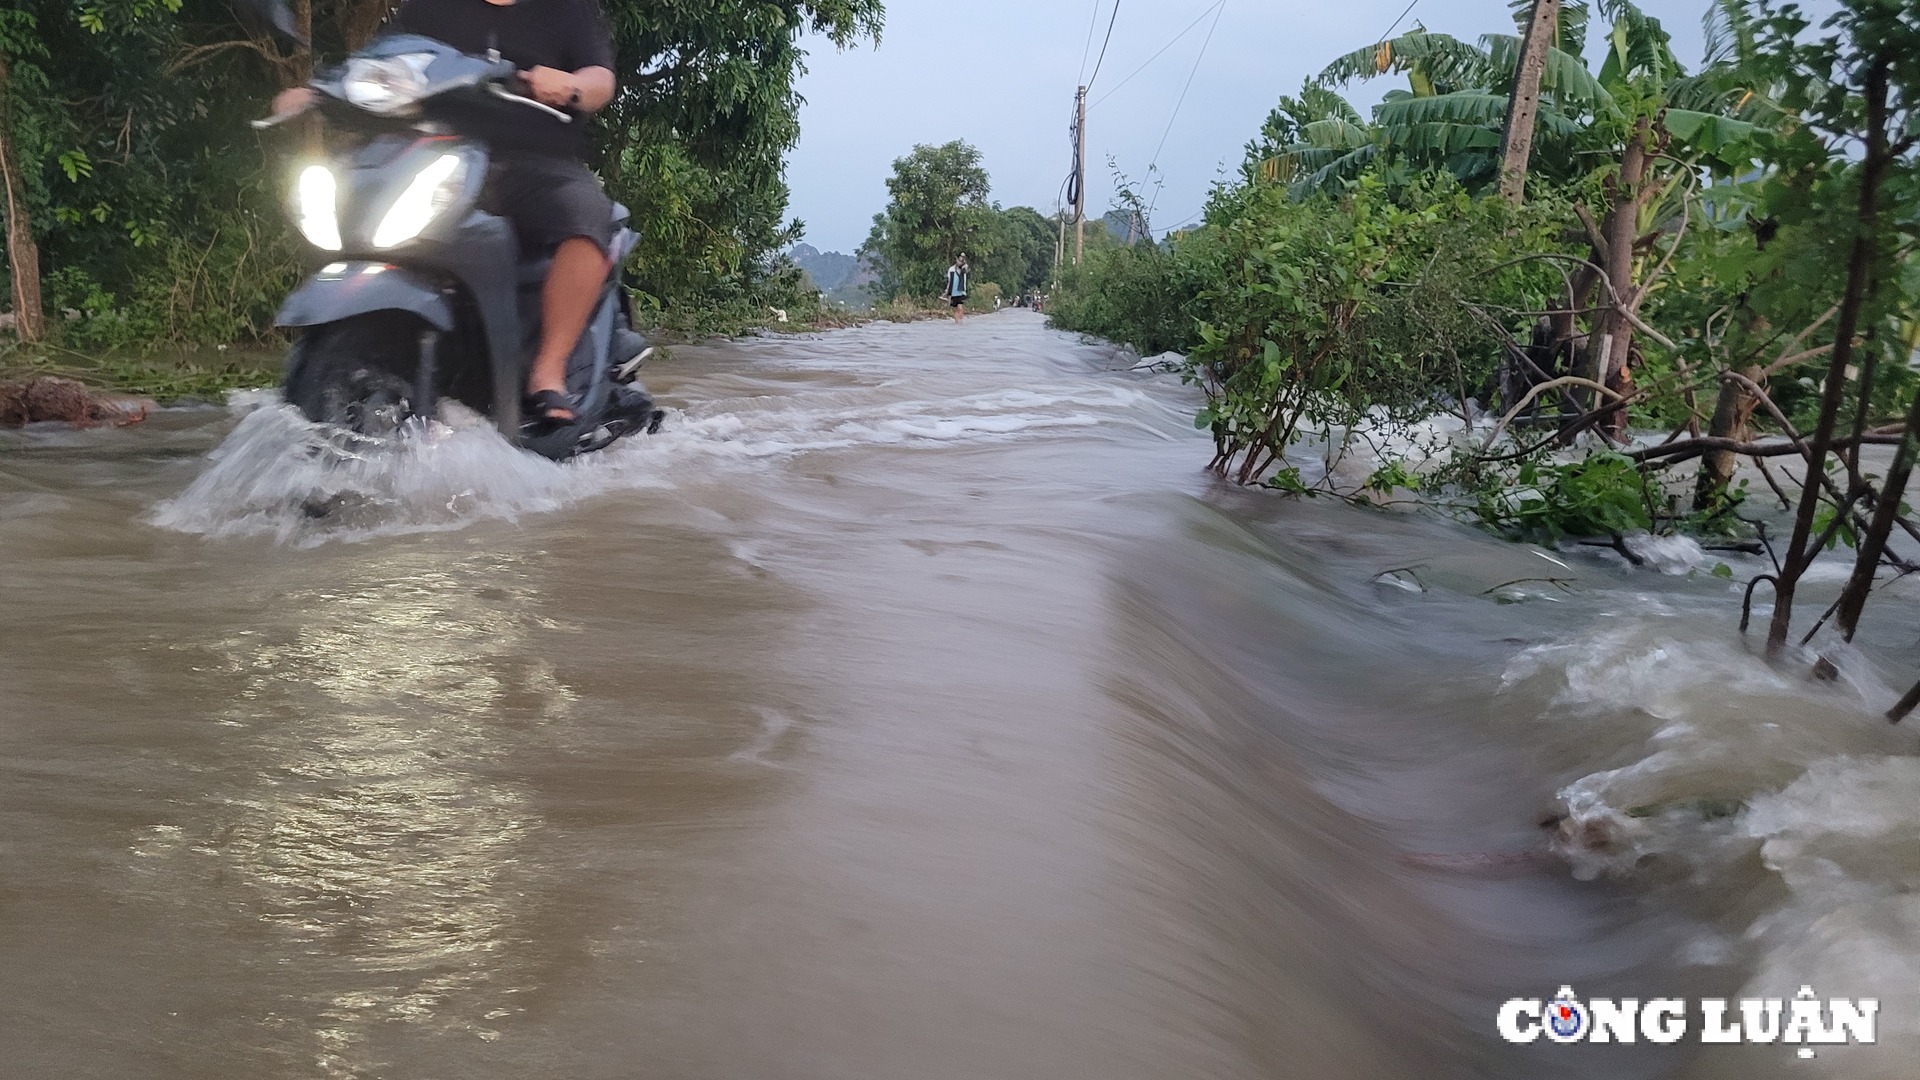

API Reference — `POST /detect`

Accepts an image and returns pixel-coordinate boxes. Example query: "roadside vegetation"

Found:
[858,140,1057,307]
[0,0,883,398]
[1050,0,1920,697]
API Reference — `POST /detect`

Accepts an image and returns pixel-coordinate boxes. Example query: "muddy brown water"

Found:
[2,312,1916,1079]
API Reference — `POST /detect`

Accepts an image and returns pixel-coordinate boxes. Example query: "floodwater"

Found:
[2,311,1916,1079]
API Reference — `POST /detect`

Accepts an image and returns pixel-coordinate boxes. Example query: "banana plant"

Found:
[1264,1,1778,442]
[1270,1,1765,198]
[1245,83,1376,190]
[1269,13,1613,194]
[1568,0,1775,432]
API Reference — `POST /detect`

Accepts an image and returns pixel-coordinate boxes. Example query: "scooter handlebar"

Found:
[486,82,572,122]
[249,50,571,128]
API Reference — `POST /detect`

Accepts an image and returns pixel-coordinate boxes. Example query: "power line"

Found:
[1161,207,1207,233]
[1075,0,1101,86]
[1145,0,1227,223]
[1379,0,1419,43]
[1125,0,1414,238]
[1069,1,1119,235]
[1089,0,1225,111]
[1065,97,1080,202]
[1064,96,1084,224]
[1084,0,1122,93]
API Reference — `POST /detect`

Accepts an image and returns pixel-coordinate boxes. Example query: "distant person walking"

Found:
[944,254,970,323]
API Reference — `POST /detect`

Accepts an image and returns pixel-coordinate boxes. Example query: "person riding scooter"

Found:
[271,0,616,426]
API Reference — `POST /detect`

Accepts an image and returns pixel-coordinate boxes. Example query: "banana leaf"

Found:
[1317,31,1489,89]
[1480,35,1616,113]
[1290,145,1378,196]
[1662,109,1759,154]
[1299,117,1374,150]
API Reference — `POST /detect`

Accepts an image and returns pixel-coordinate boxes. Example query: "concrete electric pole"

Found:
[1073,85,1087,264]
[1497,0,1559,205]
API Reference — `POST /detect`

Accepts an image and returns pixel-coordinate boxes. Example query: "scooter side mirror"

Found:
[231,0,309,47]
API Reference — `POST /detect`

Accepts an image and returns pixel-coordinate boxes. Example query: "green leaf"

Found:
[1268,466,1310,495]
[58,149,93,183]
[1316,31,1488,90]
[1479,36,1615,113]
[1663,110,1758,152]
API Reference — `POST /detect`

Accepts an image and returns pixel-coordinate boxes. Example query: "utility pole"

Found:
[1497,0,1559,205]
[1054,208,1066,289]
[1073,85,1087,264]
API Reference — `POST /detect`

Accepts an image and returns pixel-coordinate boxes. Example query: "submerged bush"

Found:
[1468,453,1666,542]
[1053,172,1565,486]
[1046,230,1218,358]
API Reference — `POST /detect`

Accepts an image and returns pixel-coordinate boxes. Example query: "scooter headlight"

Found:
[342,53,435,116]
[372,153,466,249]
[295,164,342,252]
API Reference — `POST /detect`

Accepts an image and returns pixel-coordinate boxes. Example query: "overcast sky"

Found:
[782,0,1723,253]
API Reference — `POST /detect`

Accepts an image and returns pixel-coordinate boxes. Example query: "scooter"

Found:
[252,22,662,461]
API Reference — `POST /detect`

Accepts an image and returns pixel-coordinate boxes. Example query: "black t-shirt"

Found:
[394,0,614,159]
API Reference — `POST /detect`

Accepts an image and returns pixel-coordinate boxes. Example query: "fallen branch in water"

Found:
[1628,432,1902,465]
[1481,576,1576,595]
[1740,574,1778,634]
[1577,533,1647,567]
[0,376,151,427]
[1887,678,1920,723]
[1483,376,1626,449]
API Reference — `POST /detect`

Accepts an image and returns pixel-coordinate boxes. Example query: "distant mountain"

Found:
[788,243,876,309]
[789,243,862,293]
[1097,209,1153,245]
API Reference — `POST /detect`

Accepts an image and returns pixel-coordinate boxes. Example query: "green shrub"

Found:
[959,281,1001,310]
[1468,453,1665,542]
[1046,233,1215,357]
[1183,173,1564,484]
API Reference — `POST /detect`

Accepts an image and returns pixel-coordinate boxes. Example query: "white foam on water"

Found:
[1500,621,1920,1073]
[149,399,578,547]
[1621,530,1710,575]
[152,379,1157,546]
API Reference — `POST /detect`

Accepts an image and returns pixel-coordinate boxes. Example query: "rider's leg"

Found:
[526,236,613,420]
[481,156,618,423]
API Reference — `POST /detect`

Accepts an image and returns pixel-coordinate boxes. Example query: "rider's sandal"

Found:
[525,388,577,428]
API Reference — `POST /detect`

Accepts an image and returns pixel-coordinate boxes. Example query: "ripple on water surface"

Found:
[14,314,1918,1079]
[149,369,1168,547]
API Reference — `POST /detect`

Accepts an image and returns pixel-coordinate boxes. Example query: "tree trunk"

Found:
[1832,380,1920,642]
[0,53,43,343]
[1693,366,1764,509]
[1586,116,1652,437]
[1767,56,1893,656]
[1496,0,1559,205]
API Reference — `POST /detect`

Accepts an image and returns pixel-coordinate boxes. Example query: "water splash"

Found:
[152,380,1165,546]
[1505,621,1920,1073]
[150,398,577,547]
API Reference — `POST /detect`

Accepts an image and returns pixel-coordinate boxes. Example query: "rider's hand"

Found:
[272,87,315,117]
[520,66,578,109]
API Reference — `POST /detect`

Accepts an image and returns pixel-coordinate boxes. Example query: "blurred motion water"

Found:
[1,311,1915,1078]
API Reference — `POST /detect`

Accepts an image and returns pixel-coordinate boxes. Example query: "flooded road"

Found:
[2,311,1916,1078]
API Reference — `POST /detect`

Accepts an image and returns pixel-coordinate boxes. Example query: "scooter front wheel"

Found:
[283,311,431,437]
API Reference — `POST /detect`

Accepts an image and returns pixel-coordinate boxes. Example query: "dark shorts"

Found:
[480,154,617,258]
[949,295,967,307]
